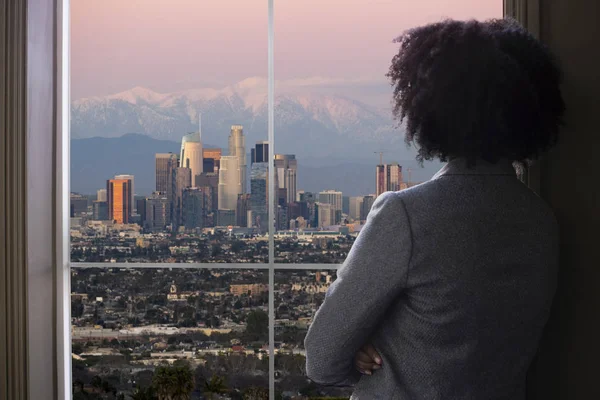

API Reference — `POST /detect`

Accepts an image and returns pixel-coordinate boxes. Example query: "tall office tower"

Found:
[276,205,288,231]
[202,148,222,174]
[172,167,192,227]
[251,141,269,164]
[318,190,343,223]
[317,203,335,228]
[107,178,132,224]
[349,196,364,221]
[136,199,147,226]
[156,153,178,201]
[342,196,350,215]
[250,162,268,231]
[145,192,171,232]
[218,156,242,211]
[228,125,247,193]
[97,189,107,202]
[236,193,251,227]
[196,172,219,213]
[376,163,403,197]
[217,209,236,227]
[114,174,136,214]
[360,195,376,221]
[92,201,108,220]
[274,154,297,204]
[182,187,207,230]
[70,193,88,217]
[180,132,203,180]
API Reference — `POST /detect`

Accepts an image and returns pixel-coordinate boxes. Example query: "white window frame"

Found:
[49,1,534,399]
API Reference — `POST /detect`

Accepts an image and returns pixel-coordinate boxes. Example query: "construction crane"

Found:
[374,151,388,165]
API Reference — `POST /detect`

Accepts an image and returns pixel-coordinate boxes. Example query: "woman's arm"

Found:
[304,191,413,386]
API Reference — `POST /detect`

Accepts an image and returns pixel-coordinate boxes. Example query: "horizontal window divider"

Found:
[69,262,342,270]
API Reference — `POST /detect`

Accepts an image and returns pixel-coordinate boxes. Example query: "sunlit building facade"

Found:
[107,178,132,224]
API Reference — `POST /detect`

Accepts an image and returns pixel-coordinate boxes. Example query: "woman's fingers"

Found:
[355,349,381,374]
[362,343,382,365]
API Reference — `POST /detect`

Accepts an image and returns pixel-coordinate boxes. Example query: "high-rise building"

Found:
[216,209,236,227]
[180,132,203,180]
[114,174,136,214]
[145,192,171,232]
[202,148,222,173]
[107,179,132,224]
[92,201,108,221]
[97,189,107,202]
[376,163,403,197]
[182,187,208,230]
[196,172,219,213]
[172,167,192,228]
[317,203,335,228]
[236,193,251,227]
[250,162,269,231]
[136,199,147,226]
[218,156,242,211]
[298,191,316,203]
[156,153,178,201]
[360,195,376,221]
[228,125,247,193]
[318,190,343,224]
[342,196,350,215]
[251,141,269,164]
[349,196,364,221]
[70,193,88,217]
[275,154,297,204]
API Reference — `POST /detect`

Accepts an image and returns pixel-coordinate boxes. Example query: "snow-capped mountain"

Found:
[71,78,407,159]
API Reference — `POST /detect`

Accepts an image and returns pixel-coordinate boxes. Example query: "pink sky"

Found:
[71,0,502,99]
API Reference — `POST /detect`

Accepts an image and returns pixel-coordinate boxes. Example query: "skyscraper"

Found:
[182,187,208,230]
[360,195,376,221]
[156,153,178,200]
[145,192,171,232]
[180,132,203,181]
[218,156,242,211]
[250,162,268,231]
[251,141,269,164]
[349,196,364,221]
[114,174,136,214]
[70,193,88,217]
[318,190,343,224]
[97,189,107,202]
[376,163,403,197]
[228,125,247,193]
[92,201,108,221]
[317,202,335,228]
[172,167,192,228]
[236,193,251,227]
[196,172,219,214]
[275,154,297,204]
[107,178,132,224]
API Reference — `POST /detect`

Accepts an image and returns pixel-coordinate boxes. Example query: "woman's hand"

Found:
[354,343,382,375]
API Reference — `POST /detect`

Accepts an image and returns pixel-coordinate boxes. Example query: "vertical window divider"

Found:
[267,0,276,398]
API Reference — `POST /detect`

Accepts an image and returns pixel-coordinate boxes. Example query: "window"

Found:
[68,1,502,399]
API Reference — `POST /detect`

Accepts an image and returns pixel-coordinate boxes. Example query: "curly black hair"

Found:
[387,18,565,167]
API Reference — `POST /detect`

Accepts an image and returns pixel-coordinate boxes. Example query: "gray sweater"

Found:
[304,158,559,400]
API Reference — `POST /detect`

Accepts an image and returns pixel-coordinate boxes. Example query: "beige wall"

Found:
[527,0,600,398]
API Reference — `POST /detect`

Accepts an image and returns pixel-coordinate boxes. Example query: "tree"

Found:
[153,365,195,400]
[203,375,228,400]
[244,310,268,342]
[130,386,158,400]
[243,387,269,400]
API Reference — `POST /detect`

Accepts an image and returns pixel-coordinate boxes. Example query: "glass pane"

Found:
[71,267,269,398]
[274,270,352,399]
[273,1,503,264]
[70,0,269,264]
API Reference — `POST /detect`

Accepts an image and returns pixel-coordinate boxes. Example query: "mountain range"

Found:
[71,77,412,159]
[71,134,441,197]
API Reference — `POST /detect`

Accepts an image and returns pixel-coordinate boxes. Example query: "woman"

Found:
[304,18,564,399]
